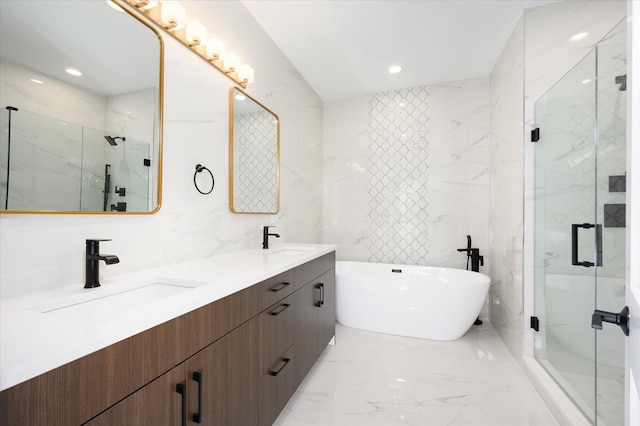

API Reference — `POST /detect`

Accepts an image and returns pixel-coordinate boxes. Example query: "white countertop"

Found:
[0,244,336,392]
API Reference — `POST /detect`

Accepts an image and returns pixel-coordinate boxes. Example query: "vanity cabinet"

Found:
[294,267,336,388]
[86,319,258,426]
[0,251,335,426]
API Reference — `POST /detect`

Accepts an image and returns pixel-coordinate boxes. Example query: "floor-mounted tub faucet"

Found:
[457,235,484,273]
[262,226,280,249]
[457,235,484,326]
[85,239,119,288]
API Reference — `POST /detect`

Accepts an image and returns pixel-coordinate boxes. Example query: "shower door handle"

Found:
[591,306,629,336]
[571,223,602,267]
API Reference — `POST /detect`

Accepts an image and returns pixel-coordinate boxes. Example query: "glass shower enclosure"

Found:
[533,20,626,426]
[0,108,151,212]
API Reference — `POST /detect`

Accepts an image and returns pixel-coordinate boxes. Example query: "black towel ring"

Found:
[193,164,214,195]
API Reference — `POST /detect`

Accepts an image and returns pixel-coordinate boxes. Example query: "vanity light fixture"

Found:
[120,0,254,88]
[159,1,185,30]
[185,20,206,47]
[206,37,226,61]
[224,52,240,73]
[238,65,254,84]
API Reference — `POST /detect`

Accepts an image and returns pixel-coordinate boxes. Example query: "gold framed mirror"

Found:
[0,0,163,214]
[229,87,280,214]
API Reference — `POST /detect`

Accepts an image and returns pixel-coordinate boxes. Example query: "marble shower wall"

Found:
[324,78,490,271]
[489,0,626,360]
[0,1,323,299]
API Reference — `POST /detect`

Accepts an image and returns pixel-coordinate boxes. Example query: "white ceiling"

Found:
[242,0,556,101]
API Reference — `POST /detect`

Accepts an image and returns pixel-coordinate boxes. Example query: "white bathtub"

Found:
[336,261,491,341]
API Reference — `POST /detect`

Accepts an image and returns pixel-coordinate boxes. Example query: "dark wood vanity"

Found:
[0,252,335,426]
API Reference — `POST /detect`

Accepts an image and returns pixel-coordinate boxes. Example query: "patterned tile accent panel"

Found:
[368,87,430,264]
[233,111,278,212]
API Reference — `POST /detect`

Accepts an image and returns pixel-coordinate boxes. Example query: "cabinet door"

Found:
[294,280,320,388]
[318,269,336,350]
[186,341,225,426]
[223,318,259,426]
[85,364,185,426]
[259,346,295,426]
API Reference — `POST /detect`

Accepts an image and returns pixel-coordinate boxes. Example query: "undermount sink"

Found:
[269,246,315,256]
[32,279,203,322]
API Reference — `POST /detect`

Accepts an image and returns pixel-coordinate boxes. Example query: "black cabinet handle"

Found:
[592,306,629,336]
[269,303,291,316]
[269,358,291,377]
[320,283,325,306]
[571,223,602,267]
[315,284,322,307]
[192,371,202,423]
[176,381,186,426]
[270,282,290,292]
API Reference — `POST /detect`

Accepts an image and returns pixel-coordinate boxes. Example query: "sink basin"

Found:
[269,246,315,256]
[32,279,202,322]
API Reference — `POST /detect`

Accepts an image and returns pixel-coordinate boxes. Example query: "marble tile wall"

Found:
[487,14,525,359]
[0,1,323,299]
[324,77,490,273]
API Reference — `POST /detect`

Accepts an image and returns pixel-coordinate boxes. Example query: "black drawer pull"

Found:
[269,303,291,316]
[270,282,290,292]
[192,371,202,423]
[176,381,186,426]
[315,283,324,307]
[269,357,291,377]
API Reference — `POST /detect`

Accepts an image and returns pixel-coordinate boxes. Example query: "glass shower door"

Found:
[534,20,627,426]
[534,48,598,422]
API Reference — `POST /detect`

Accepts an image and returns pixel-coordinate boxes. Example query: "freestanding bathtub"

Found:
[336,261,491,341]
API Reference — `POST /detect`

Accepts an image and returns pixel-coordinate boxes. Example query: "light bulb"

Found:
[160,1,185,30]
[186,20,207,47]
[224,53,240,72]
[238,65,254,83]
[206,38,226,60]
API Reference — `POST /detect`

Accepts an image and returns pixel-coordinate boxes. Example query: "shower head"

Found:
[104,135,125,146]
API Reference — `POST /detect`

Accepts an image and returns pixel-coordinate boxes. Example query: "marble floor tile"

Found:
[276,323,558,426]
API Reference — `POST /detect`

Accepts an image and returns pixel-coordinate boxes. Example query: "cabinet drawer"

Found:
[259,346,295,426]
[259,269,295,311]
[259,294,295,377]
[294,252,335,290]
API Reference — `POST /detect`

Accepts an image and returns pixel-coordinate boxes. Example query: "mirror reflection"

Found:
[229,87,280,214]
[0,0,162,213]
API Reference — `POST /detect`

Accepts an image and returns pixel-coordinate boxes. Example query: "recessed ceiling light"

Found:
[570,32,589,43]
[106,0,124,12]
[235,94,246,101]
[65,68,82,77]
[29,78,44,84]
[388,65,402,74]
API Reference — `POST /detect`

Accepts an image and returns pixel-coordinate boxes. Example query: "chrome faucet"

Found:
[262,226,280,249]
[85,239,119,288]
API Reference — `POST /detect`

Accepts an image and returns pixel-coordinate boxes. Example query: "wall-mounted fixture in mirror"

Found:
[229,87,280,214]
[0,0,163,214]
